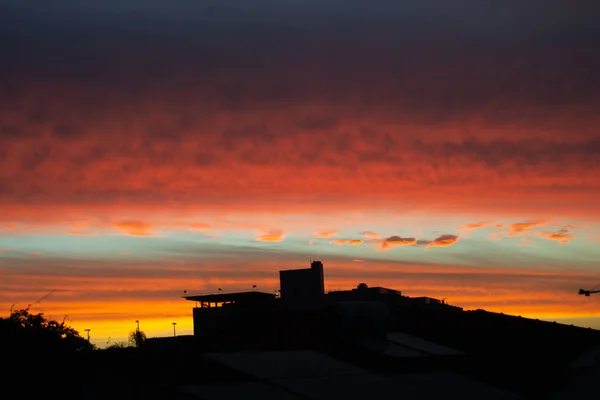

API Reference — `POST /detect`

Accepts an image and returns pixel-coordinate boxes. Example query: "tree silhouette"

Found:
[0,307,95,353]
[129,329,146,347]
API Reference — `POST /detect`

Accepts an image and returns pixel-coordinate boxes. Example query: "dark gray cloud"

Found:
[1,0,599,109]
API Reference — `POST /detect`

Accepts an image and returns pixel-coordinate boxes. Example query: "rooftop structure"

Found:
[328,283,402,300]
[183,291,276,308]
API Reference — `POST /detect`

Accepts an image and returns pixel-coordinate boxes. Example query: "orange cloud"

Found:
[113,221,155,237]
[331,239,364,246]
[537,226,574,244]
[0,247,11,252]
[361,231,380,239]
[426,234,460,247]
[316,229,337,238]
[379,236,417,250]
[458,222,489,231]
[508,220,548,236]
[255,229,285,242]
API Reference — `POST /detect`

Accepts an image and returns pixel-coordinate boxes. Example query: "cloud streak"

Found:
[331,239,363,246]
[458,222,489,231]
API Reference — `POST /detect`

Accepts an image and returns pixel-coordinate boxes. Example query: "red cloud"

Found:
[255,229,285,242]
[113,221,156,237]
[331,239,363,246]
[1,84,600,223]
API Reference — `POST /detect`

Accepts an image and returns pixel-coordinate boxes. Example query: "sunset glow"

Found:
[1,1,600,347]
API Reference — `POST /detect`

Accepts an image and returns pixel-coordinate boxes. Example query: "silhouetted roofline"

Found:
[183,291,276,303]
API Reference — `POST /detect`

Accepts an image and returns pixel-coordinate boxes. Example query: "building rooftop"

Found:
[183,291,276,303]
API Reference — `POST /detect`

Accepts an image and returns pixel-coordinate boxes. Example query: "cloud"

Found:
[379,236,418,250]
[508,221,549,236]
[0,247,11,252]
[361,231,380,239]
[331,239,363,246]
[458,222,489,231]
[537,226,574,244]
[316,229,337,238]
[113,221,156,237]
[488,233,503,241]
[426,234,460,247]
[255,229,285,242]
[1,3,600,228]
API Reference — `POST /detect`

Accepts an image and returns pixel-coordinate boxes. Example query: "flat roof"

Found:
[279,268,311,273]
[183,291,276,302]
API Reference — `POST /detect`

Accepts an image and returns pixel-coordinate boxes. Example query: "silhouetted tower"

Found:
[311,260,325,295]
[279,260,325,300]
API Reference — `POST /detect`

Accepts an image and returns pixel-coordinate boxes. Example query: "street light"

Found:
[135,320,140,332]
[85,329,91,341]
[172,322,177,337]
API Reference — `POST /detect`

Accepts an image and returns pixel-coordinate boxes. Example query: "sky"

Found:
[1,1,600,347]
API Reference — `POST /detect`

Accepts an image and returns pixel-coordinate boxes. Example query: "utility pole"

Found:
[172,322,177,337]
[85,329,91,342]
[135,320,140,332]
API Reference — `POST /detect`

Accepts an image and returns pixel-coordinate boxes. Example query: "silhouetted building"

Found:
[183,291,277,337]
[137,260,600,399]
[279,260,325,300]
[328,283,462,312]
